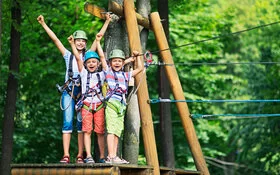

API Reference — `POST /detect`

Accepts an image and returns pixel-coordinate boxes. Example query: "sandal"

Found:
[76,156,84,164]
[60,155,70,164]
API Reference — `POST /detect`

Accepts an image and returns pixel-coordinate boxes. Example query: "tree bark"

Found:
[0,1,21,175]
[157,0,175,168]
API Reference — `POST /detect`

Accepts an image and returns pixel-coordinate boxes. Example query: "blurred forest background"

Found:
[1,0,280,174]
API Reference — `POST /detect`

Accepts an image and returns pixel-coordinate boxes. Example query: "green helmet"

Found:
[109,49,125,60]
[73,30,88,41]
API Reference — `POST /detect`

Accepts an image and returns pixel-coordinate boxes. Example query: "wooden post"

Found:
[150,12,210,175]
[123,1,160,175]
[108,0,150,29]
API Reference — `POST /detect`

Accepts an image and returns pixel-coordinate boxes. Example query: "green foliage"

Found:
[145,0,280,174]
[1,0,280,174]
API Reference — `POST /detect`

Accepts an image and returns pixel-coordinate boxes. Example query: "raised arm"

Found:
[96,33,107,71]
[37,15,66,56]
[68,35,83,72]
[89,13,112,51]
[132,51,144,77]
[124,56,135,65]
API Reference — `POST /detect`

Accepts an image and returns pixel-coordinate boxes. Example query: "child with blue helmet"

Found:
[68,33,107,164]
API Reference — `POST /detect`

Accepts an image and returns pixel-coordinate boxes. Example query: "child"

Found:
[101,49,144,164]
[68,33,106,163]
[37,13,111,163]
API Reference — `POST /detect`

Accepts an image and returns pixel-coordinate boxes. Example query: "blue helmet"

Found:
[84,51,100,62]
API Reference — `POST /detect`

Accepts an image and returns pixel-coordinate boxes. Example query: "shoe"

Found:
[99,158,106,163]
[105,156,129,164]
[76,156,84,164]
[84,157,95,163]
[60,155,70,164]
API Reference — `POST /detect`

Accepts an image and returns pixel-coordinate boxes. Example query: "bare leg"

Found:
[77,132,84,156]
[113,135,119,157]
[63,133,71,156]
[84,131,92,157]
[97,133,105,159]
[107,133,116,158]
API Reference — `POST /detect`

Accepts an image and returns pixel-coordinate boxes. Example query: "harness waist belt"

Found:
[82,103,104,113]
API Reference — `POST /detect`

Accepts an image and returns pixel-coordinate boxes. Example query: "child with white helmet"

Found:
[37,13,111,164]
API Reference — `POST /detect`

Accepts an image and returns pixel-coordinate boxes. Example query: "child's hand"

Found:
[132,51,140,56]
[67,35,74,44]
[96,33,103,41]
[37,15,45,24]
[105,12,112,22]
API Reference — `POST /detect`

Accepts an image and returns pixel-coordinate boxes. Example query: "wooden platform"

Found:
[11,164,200,175]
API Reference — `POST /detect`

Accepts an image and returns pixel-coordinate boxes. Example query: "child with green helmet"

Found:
[100,48,144,164]
[37,13,111,164]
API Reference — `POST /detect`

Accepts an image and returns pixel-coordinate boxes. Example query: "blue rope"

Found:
[191,113,280,119]
[149,98,280,104]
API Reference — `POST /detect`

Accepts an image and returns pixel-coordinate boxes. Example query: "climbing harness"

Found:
[75,71,103,112]
[101,70,129,115]
[58,54,82,110]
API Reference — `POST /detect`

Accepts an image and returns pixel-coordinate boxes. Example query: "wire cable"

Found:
[150,21,280,55]
[149,61,280,66]
[191,113,280,119]
[149,98,280,104]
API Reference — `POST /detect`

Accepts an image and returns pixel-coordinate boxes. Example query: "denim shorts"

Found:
[61,86,82,133]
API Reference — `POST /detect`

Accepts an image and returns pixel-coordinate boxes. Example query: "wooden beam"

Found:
[150,12,210,175]
[109,0,150,29]
[123,0,160,175]
[84,2,107,20]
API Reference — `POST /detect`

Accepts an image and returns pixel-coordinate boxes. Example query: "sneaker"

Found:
[99,158,106,163]
[105,156,129,164]
[84,157,95,163]
[76,156,84,164]
[60,155,70,164]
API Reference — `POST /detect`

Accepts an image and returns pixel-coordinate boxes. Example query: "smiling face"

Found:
[110,58,124,72]
[85,58,99,73]
[74,39,87,51]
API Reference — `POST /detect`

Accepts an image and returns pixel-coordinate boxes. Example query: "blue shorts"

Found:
[61,86,82,133]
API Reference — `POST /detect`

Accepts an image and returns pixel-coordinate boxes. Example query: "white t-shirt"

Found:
[63,49,83,82]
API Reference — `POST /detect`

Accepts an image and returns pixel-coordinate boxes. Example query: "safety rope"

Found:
[59,84,75,111]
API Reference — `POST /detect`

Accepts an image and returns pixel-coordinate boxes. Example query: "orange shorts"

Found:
[81,101,105,134]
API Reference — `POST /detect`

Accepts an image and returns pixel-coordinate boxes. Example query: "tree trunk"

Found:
[0,1,21,175]
[157,0,175,168]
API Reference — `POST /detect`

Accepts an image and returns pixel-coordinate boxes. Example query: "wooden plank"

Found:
[150,12,210,175]
[11,167,120,175]
[123,0,160,175]
[11,164,154,175]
